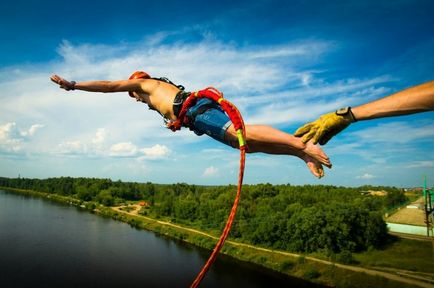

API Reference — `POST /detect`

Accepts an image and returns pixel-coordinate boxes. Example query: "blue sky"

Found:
[0,0,433,187]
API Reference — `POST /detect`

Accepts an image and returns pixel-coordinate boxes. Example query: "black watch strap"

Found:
[336,107,357,122]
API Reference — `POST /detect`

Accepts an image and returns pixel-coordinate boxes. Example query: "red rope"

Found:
[166,88,247,287]
[190,146,245,288]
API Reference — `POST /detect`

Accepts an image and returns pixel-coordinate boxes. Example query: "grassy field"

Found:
[354,237,433,274]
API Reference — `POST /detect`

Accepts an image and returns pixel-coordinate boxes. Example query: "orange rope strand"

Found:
[190,145,246,288]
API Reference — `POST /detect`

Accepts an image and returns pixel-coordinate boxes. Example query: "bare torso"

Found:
[136,79,182,120]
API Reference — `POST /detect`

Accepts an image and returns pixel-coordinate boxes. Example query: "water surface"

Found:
[0,190,321,288]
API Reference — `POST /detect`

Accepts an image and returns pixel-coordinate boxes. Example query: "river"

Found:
[0,190,320,288]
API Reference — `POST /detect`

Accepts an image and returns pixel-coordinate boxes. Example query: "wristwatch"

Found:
[70,81,76,90]
[336,107,357,122]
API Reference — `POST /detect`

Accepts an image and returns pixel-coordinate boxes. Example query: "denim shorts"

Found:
[186,98,232,145]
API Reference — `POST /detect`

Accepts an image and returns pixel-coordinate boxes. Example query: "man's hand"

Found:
[294,112,354,145]
[50,74,76,91]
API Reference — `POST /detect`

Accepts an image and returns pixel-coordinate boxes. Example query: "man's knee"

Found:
[224,126,239,149]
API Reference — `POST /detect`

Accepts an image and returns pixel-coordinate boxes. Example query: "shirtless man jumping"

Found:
[50,71,332,178]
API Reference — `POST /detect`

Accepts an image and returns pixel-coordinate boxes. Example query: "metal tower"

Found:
[423,176,434,237]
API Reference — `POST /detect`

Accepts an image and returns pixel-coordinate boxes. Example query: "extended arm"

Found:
[294,81,434,145]
[50,74,144,93]
[352,81,434,120]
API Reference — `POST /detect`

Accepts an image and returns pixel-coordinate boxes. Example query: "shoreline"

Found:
[2,187,432,288]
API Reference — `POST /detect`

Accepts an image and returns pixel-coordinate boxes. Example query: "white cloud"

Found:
[140,144,171,160]
[240,77,394,125]
[58,140,87,155]
[301,73,312,86]
[57,128,108,156]
[405,161,434,168]
[109,142,138,157]
[0,123,16,140]
[0,123,22,152]
[56,127,171,160]
[245,46,308,59]
[51,38,333,94]
[235,75,393,105]
[108,142,171,159]
[327,120,434,166]
[92,128,107,145]
[203,166,219,177]
[351,122,434,144]
[357,173,376,180]
[0,122,44,153]
[246,99,342,125]
[21,124,44,137]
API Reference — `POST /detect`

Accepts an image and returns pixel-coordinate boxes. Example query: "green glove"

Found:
[294,107,357,145]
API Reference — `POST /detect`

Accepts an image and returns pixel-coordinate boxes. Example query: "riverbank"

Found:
[2,187,433,288]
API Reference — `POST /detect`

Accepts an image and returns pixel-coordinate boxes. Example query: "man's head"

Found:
[128,71,151,98]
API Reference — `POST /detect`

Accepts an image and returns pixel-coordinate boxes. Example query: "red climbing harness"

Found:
[167,87,247,288]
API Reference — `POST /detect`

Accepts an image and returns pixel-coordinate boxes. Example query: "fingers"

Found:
[318,166,324,178]
[50,74,71,91]
[50,75,59,83]
[318,122,337,145]
[314,163,325,178]
[50,74,65,85]
[323,159,332,169]
[50,75,64,86]
[294,123,313,137]
[311,130,324,146]
[301,129,318,144]
[296,112,351,146]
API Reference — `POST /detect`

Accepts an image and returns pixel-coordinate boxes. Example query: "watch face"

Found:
[336,107,349,115]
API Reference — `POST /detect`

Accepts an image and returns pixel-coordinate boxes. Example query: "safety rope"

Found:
[166,87,247,288]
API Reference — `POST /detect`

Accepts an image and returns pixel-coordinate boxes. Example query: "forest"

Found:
[0,176,408,256]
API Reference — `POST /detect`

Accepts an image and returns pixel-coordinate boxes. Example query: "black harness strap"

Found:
[152,77,185,91]
[173,91,191,118]
[148,77,188,124]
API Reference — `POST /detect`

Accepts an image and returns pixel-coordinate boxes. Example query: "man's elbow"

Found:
[104,82,121,93]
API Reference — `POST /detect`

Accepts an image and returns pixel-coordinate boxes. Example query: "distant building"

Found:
[138,201,150,207]
[406,204,422,209]
[360,190,388,196]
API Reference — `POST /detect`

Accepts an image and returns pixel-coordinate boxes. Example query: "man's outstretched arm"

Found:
[50,74,143,93]
[294,81,434,145]
[351,81,434,120]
